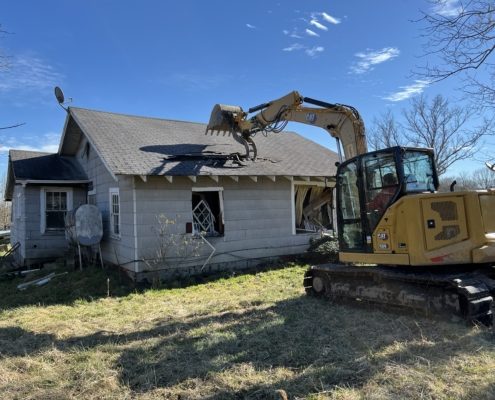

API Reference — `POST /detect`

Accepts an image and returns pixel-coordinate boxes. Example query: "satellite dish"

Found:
[54,86,65,104]
[54,86,69,112]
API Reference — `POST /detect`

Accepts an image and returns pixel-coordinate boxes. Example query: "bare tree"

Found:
[403,94,490,175]
[441,166,495,191]
[369,94,491,175]
[0,24,9,70]
[367,110,405,151]
[0,23,24,130]
[418,0,495,107]
[145,214,206,287]
[0,172,10,229]
[471,166,495,187]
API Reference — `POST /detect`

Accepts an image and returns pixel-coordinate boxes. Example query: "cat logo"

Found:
[305,112,317,124]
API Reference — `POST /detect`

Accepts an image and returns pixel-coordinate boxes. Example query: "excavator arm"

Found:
[206,90,367,160]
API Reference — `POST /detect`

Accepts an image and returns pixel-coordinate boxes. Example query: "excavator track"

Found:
[304,264,495,326]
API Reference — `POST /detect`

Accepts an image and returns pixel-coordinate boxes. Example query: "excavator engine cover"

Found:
[206,104,243,133]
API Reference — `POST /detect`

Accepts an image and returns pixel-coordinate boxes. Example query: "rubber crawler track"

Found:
[304,264,495,326]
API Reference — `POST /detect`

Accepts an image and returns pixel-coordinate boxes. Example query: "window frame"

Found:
[109,187,121,238]
[191,187,224,237]
[40,187,73,234]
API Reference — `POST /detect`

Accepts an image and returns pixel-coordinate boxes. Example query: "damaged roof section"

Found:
[61,107,339,178]
[5,150,88,200]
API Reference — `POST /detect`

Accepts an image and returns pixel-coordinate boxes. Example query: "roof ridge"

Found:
[9,149,54,156]
[69,106,208,126]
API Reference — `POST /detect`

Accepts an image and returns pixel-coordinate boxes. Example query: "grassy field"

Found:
[0,264,493,399]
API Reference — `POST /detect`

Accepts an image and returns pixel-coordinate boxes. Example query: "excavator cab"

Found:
[336,146,438,253]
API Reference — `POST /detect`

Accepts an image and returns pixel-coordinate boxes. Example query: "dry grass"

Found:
[0,264,493,399]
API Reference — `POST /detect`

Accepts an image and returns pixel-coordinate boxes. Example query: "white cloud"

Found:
[305,29,319,37]
[310,19,328,31]
[283,28,302,39]
[0,132,61,154]
[321,12,341,25]
[282,44,324,58]
[383,80,430,102]
[433,0,462,17]
[0,54,63,93]
[350,47,400,74]
[305,46,324,57]
[246,23,256,29]
[283,43,305,52]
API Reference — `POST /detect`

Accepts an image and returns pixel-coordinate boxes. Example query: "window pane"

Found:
[403,151,436,193]
[46,192,54,210]
[112,194,119,213]
[46,211,65,229]
[113,215,120,235]
[46,191,68,211]
[110,191,120,236]
[60,192,67,210]
[339,162,360,220]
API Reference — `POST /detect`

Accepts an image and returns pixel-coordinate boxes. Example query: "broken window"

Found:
[192,190,224,237]
[294,185,333,234]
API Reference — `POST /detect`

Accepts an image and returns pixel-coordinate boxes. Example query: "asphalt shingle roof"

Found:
[69,107,339,177]
[9,150,88,181]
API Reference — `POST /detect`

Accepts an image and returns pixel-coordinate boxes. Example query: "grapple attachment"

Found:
[206,104,244,133]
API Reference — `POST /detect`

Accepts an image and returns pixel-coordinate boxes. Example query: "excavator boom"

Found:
[206,90,367,160]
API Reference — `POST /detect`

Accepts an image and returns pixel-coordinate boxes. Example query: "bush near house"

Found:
[0,264,493,400]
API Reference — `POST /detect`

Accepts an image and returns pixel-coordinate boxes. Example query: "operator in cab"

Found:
[366,172,399,215]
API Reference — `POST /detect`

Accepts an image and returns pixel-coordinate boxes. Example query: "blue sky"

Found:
[1,0,492,178]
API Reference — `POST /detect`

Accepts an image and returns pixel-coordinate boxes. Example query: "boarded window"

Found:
[294,185,333,233]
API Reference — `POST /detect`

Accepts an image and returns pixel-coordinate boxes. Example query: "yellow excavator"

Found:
[206,91,495,325]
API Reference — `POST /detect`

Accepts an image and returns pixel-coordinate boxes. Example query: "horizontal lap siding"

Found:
[135,177,313,271]
[21,186,86,262]
[77,141,136,270]
[10,185,25,263]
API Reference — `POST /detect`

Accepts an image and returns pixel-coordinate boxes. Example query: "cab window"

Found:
[402,151,436,193]
[363,152,399,230]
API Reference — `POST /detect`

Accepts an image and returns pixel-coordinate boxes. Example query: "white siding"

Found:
[134,176,312,274]
[17,185,86,264]
[76,140,136,271]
